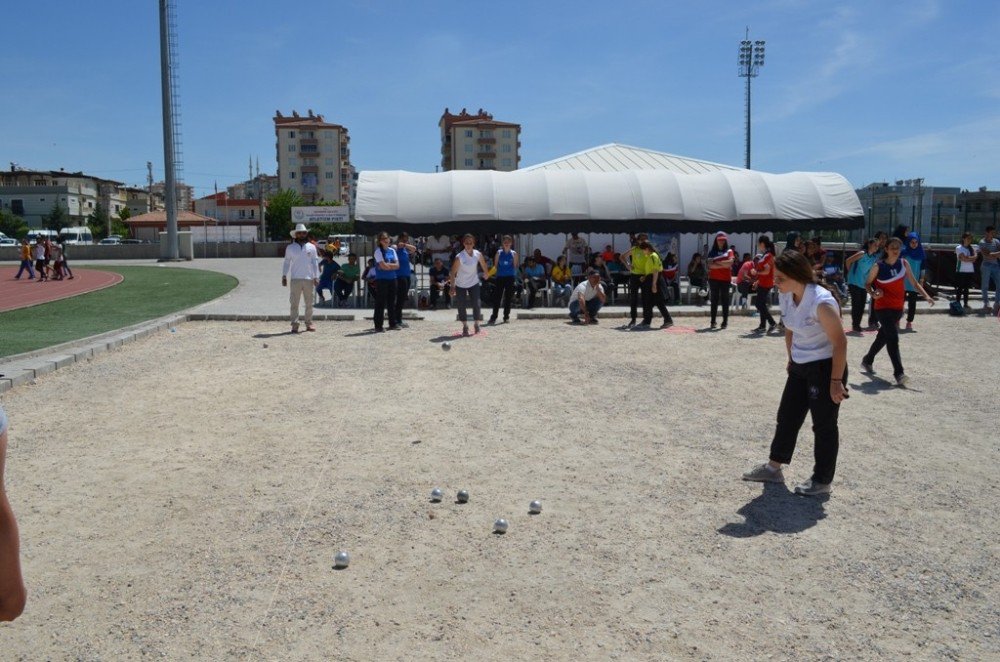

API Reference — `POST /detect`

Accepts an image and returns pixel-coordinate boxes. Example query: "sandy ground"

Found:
[0,315,997,660]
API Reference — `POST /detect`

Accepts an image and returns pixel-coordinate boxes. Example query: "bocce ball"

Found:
[457,489,469,503]
[529,500,542,514]
[493,518,509,534]
[442,342,451,351]
[334,550,350,569]
[430,487,444,502]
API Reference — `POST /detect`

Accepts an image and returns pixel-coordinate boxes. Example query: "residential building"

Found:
[0,167,127,228]
[273,109,353,207]
[194,192,265,225]
[957,187,1000,236]
[227,173,279,201]
[122,185,164,217]
[150,180,194,213]
[857,180,962,243]
[439,108,521,172]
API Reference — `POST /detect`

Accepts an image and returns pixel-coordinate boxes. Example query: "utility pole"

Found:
[158,0,180,259]
[146,161,154,211]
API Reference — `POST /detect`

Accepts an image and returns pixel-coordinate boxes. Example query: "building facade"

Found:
[273,109,353,207]
[227,173,280,201]
[0,168,128,228]
[439,108,521,172]
[150,181,194,213]
[194,192,265,225]
[857,180,962,243]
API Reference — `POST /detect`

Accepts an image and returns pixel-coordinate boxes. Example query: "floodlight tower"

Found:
[159,0,184,260]
[738,29,765,170]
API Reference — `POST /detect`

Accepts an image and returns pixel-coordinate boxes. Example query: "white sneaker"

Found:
[895,374,908,387]
[794,479,832,496]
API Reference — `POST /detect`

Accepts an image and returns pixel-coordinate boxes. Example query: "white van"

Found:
[59,226,94,244]
[26,229,59,243]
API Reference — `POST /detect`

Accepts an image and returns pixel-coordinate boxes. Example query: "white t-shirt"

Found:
[779,284,838,364]
[566,237,587,264]
[454,249,482,288]
[955,245,976,273]
[572,279,604,303]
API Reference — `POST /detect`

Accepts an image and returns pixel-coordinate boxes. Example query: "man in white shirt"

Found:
[281,223,319,332]
[569,268,606,324]
[564,232,589,270]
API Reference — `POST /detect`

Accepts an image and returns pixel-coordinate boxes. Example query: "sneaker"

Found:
[388,325,400,331]
[474,323,481,334]
[768,322,777,334]
[626,320,636,328]
[794,479,832,496]
[720,322,728,329]
[398,322,409,328]
[861,358,874,373]
[502,317,510,323]
[487,317,497,326]
[374,327,385,333]
[570,317,582,324]
[660,320,674,329]
[306,323,316,332]
[851,326,863,334]
[589,318,599,324]
[905,322,913,330]
[742,463,784,483]
[710,322,717,329]
[291,324,300,333]
[895,374,908,387]
[462,326,470,337]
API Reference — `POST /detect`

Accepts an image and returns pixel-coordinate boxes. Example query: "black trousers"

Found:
[906,291,919,323]
[769,358,845,485]
[393,276,410,325]
[865,309,904,377]
[755,286,776,327]
[641,277,672,325]
[490,275,515,321]
[374,278,398,329]
[709,279,730,325]
[628,274,643,321]
[955,272,973,307]
[848,285,867,330]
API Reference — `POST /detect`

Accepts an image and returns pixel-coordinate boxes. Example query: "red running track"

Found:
[0,267,124,312]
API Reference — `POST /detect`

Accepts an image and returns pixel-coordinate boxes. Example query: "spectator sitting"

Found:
[550,255,574,306]
[316,250,340,304]
[569,268,606,324]
[821,253,848,299]
[334,253,360,306]
[687,253,707,303]
[735,253,756,305]
[662,252,681,303]
[522,257,547,308]
[428,257,451,309]
[362,257,378,302]
[600,245,615,264]
[531,249,554,276]
[591,254,615,296]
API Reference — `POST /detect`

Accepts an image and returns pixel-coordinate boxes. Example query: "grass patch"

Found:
[0,266,237,357]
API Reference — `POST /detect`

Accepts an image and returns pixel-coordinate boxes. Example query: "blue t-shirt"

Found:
[847,251,879,289]
[319,259,340,286]
[374,246,398,281]
[524,264,544,279]
[496,249,516,277]
[396,246,412,278]
[903,256,922,292]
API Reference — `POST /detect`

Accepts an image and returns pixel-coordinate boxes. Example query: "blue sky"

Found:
[1,0,997,199]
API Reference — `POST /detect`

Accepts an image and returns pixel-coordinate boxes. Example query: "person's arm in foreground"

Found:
[0,416,26,621]
[817,304,849,404]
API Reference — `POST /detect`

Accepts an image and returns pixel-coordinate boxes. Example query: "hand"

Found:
[830,381,848,404]
[871,288,883,299]
[313,279,319,286]
[281,276,287,287]
[926,296,935,306]
[450,287,456,297]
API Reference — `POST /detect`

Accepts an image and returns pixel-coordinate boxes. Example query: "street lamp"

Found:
[738,29,765,170]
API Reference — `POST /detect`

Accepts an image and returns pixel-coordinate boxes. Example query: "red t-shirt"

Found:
[754,252,775,288]
[708,249,734,282]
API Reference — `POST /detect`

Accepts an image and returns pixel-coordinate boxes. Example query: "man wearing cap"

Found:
[281,223,320,333]
[569,268,607,324]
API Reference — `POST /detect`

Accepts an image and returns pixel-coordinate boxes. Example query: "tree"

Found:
[0,210,29,239]
[265,189,304,240]
[42,201,67,231]
[87,202,110,240]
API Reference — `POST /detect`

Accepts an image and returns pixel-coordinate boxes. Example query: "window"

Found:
[290,172,296,179]
[11,199,23,215]
[288,144,296,152]
[250,209,254,218]
[464,129,473,138]
[479,130,493,139]
[324,131,333,139]
[238,209,246,219]
[464,159,474,167]
[325,172,334,179]
[465,144,473,153]
[502,143,512,153]
[302,173,318,188]
[502,129,512,138]
[325,158,334,166]
[288,157,298,166]
[502,158,512,168]
[289,131,295,138]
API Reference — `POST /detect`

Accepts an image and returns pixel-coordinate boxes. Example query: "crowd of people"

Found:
[14,236,74,282]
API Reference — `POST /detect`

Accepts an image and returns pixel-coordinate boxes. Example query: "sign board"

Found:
[292,206,350,224]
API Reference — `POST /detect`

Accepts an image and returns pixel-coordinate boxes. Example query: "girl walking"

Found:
[449,234,490,336]
[861,237,935,386]
[742,250,848,496]
[706,231,734,329]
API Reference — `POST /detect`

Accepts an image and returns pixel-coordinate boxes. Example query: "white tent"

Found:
[355,168,864,236]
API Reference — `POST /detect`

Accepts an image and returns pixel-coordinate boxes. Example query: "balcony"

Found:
[477,137,496,145]
[477,151,496,159]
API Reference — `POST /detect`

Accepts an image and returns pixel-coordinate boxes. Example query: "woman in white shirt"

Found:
[449,234,490,336]
[954,232,978,311]
[742,250,848,496]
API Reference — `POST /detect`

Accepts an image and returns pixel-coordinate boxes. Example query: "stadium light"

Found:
[738,30,765,169]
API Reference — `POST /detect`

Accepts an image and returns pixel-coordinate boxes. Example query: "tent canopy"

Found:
[355,169,864,235]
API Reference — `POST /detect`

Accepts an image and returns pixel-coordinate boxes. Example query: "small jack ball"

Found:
[493,518,509,534]
[457,490,469,503]
[442,342,451,351]
[334,550,350,569]
[529,500,542,514]
[430,487,444,502]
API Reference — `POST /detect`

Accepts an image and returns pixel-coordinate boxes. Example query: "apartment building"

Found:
[439,108,521,172]
[273,109,353,206]
[151,180,194,212]
[0,167,127,228]
[227,173,279,201]
[857,179,962,242]
[194,192,265,225]
[122,185,165,217]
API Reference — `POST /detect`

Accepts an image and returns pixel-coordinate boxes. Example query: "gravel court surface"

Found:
[0,315,996,660]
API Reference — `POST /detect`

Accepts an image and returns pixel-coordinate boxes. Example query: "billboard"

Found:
[292,206,350,224]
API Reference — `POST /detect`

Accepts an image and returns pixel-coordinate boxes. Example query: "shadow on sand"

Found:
[718,482,828,538]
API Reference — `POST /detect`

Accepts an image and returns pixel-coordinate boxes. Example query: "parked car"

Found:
[99,237,122,245]
[121,239,148,244]
[0,237,17,246]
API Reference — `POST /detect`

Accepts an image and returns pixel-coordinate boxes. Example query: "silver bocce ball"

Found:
[430,487,444,502]
[529,500,542,514]
[493,518,509,534]
[334,550,350,569]
[442,342,452,351]
[457,489,469,503]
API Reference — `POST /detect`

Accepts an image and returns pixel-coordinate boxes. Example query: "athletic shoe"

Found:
[291,324,300,333]
[754,325,766,333]
[851,326,863,334]
[710,323,717,329]
[462,326,470,337]
[487,317,497,325]
[720,322,728,329]
[794,479,832,496]
[374,327,385,333]
[306,324,316,332]
[895,374,908,387]
[589,318,600,324]
[905,322,913,330]
[570,317,582,324]
[742,463,784,483]
[502,317,510,323]
[768,322,777,334]
[474,323,481,334]
[626,320,636,328]
[660,320,673,328]
[398,322,409,328]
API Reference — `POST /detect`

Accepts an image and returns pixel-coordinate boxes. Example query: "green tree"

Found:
[265,189,305,240]
[0,210,29,239]
[42,201,67,231]
[87,202,110,240]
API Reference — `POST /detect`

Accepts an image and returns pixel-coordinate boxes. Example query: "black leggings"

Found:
[491,275,515,321]
[755,286,776,327]
[628,274,643,321]
[955,272,974,307]
[373,278,398,329]
[769,358,845,485]
[906,291,919,323]
[393,276,410,326]
[848,284,867,330]
[709,279,730,325]
[641,277,672,325]
[864,309,904,377]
